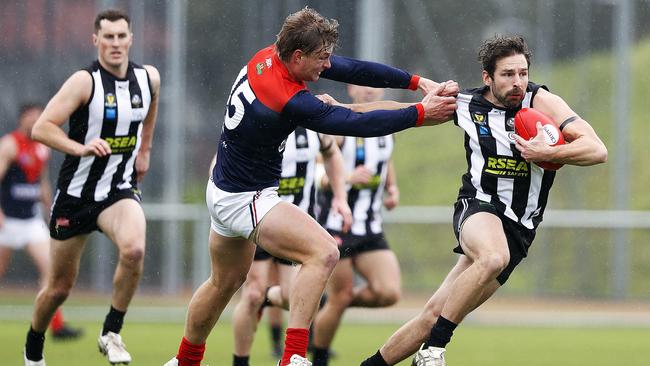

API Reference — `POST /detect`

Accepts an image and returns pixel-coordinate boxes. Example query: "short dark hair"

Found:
[275,7,339,62]
[94,9,130,32]
[478,35,531,78]
[19,102,43,117]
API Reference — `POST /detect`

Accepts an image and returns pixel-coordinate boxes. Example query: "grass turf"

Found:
[2,320,650,365]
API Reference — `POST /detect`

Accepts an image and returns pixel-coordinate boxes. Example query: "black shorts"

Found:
[452,198,536,285]
[253,246,293,266]
[49,189,142,240]
[328,230,390,259]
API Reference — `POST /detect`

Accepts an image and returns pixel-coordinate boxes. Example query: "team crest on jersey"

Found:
[256,62,265,75]
[472,112,486,124]
[131,94,142,108]
[506,117,515,130]
[296,134,308,148]
[105,93,117,108]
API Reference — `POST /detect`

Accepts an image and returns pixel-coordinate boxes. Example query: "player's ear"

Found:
[92,33,98,46]
[292,49,306,64]
[481,70,491,86]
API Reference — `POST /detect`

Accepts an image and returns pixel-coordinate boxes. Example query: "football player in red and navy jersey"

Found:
[166,7,458,366]
[0,104,83,342]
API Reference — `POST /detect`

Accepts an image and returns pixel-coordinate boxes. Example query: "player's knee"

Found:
[375,286,401,306]
[46,286,71,305]
[313,240,340,271]
[478,251,509,277]
[241,282,266,307]
[330,286,354,307]
[119,245,145,265]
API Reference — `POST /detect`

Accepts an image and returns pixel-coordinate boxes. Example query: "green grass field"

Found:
[2,320,649,365]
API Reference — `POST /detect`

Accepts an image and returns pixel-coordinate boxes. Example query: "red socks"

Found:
[280,328,309,366]
[176,337,206,366]
[49,309,64,332]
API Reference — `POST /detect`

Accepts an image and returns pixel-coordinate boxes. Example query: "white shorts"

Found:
[0,217,50,249]
[206,180,282,239]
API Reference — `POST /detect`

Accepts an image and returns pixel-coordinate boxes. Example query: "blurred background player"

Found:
[359,35,607,366]
[231,128,351,366]
[310,85,402,366]
[23,9,161,366]
[0,103,83,341]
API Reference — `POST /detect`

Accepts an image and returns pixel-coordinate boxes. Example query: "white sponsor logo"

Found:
[11,184,40,199]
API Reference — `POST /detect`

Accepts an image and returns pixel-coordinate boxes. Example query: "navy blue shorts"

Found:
[49,188,142,240]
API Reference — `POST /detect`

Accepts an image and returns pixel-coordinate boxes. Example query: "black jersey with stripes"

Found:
[318,135,393,235]
[279,127,320,217]
[56,61,152,202]
[454,82,554,229]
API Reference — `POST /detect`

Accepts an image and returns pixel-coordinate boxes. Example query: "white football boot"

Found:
[163,357,179,366]
[98,331,132,364]
[23,350,45,366]
[411,345,446,366]
[277,354,312,366]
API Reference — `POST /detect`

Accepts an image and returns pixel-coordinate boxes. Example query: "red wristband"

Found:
[415,103,425,127]
[408,75,421,90]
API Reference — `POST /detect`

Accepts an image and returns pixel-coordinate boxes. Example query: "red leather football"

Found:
[514,108,564,171]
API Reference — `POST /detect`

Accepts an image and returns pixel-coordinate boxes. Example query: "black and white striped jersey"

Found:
[319,135,393,235]
[56,61,152,201]
[278,127,320,217]
[454,82,555,229]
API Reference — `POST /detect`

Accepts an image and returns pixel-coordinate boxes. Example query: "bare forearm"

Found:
[549,138,607,166]
[323,151,347,202]
[32,122,84,156]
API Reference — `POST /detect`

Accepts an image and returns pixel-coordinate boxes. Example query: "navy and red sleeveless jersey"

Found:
[213,45,425,193]
[0,131,49,219]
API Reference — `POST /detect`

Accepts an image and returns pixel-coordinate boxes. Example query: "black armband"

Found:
[559,116,578,131]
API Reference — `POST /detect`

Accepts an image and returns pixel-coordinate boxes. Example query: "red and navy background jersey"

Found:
[0,130,49,219]
[213,45,424,193]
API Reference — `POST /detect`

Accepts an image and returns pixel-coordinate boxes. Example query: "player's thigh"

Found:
[326,257,355,296]
[97,198,146,251]
[354,249,401,289]
[208,229,256,282]
[244,259,271,289]
[25,240,51,276]
[256,201,337,264]
[459,212,508,260]
[0,246,12,278]
[48,235,88,287]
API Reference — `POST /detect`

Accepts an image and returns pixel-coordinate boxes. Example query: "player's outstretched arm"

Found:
[514,89,607,166]
[32,71,111,157]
